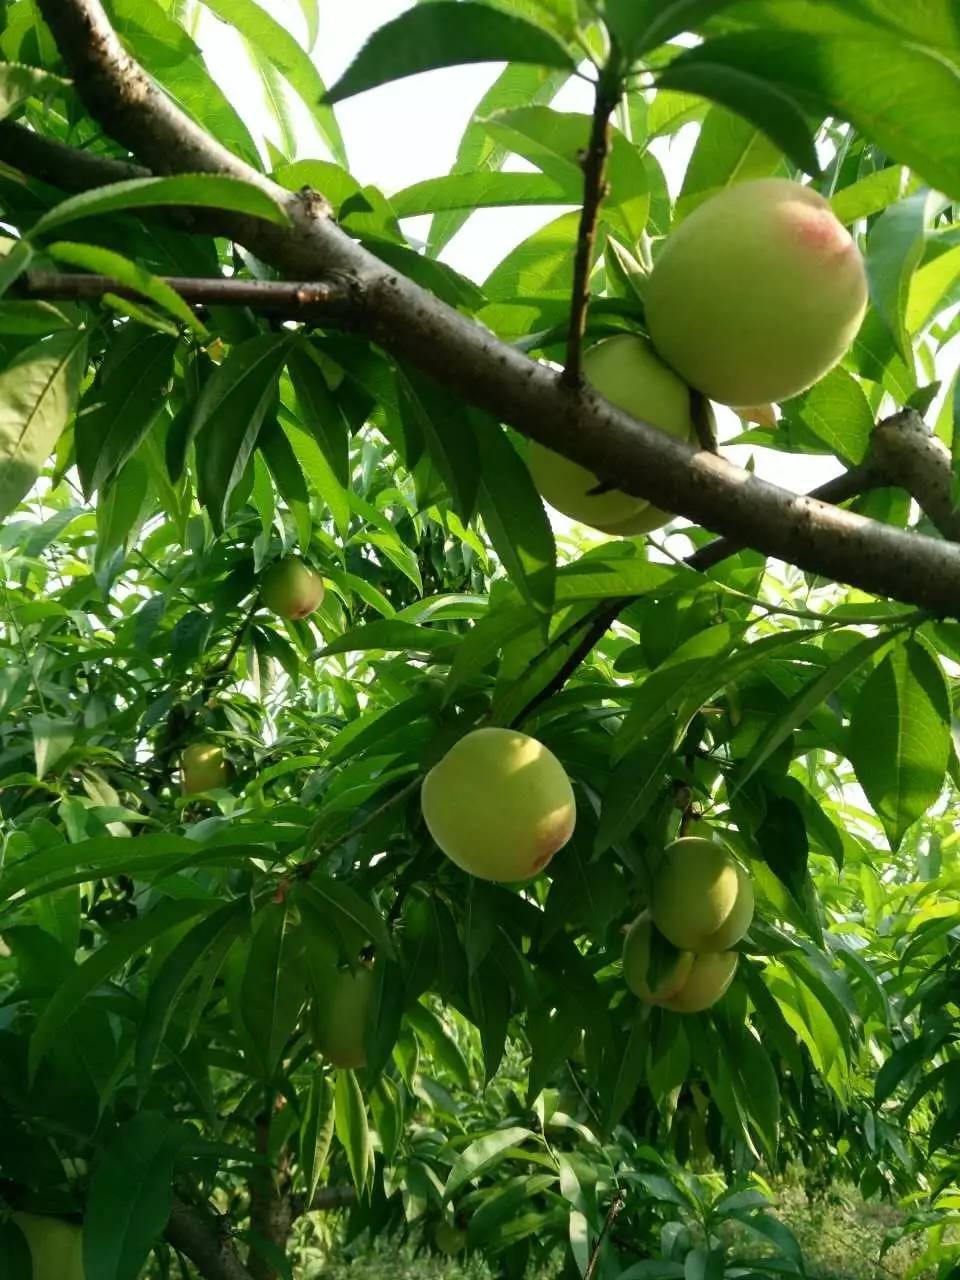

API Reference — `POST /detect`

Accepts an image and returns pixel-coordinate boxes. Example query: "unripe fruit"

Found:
[622,913,693,1002]
[651,837,754,952]
[181,742,230,795]
[645,178,868,406]
[526,335,699,533]
[421,727,575,882]
[13,1213,85,1280]
[260,557,325,620]
[592,501,672,537]
[434,1222,467,1255]
[313,963,373,1069]
[658,950,738,1013]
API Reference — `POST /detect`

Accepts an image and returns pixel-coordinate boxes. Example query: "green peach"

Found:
[658,950,739,1013]
[421,727,575,882]
[527,334,701,533]
[313,963,374,1069]
[646,178,868,406]
[13,1214,85,1280]
[261,557,325,620]
[651,836,754,952]
[622,913,694,1002]
[180,742,230,795]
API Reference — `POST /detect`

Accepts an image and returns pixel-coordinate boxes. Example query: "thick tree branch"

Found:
[563,71,618,385]
[871,410,960,542]
[685,457,883,573]
[23,0,960,617]
[247,1106,292,1280]
[166,1197,255,1280]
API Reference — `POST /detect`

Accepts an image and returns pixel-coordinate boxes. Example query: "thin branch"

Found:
[201,602,260,697]
[514,606,623,726]
[870,409,960,542]
[21,0,960,617]
[296,774,422,875]
[289,1184,357,1220]
[584,1191,626,1280]
[563,69,619,386]
[516,459,882,724]
[16,270,358,318]
[166,1197,255,1280]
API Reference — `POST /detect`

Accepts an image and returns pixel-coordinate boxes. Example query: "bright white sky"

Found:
[196,0,958,520]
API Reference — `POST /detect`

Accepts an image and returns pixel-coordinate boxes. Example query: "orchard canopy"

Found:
[1,2,960,1280]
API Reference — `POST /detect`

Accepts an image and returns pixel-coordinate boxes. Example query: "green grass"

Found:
[297,1232,563,1280]
[775,1182,926,1280]
[291,1181,928,1279]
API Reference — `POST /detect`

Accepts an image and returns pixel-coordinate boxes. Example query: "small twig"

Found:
[296,774,422,877]
[516,461,881,725]
[584,1191,626,1280]
[514,604,625,725]
[202,602,259,696]
[562,66,620,386]
[16,270,359,318]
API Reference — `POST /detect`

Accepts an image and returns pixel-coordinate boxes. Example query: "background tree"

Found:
[0,2,959,1279]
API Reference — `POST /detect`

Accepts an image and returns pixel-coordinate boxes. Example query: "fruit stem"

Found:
[690,389,718,454]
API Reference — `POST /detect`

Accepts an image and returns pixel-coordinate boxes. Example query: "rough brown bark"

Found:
[871,410,960,542]
[247,1109,293,1280]
[166,1198,255,1280]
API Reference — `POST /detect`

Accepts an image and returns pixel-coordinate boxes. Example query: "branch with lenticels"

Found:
[5,0,960,617]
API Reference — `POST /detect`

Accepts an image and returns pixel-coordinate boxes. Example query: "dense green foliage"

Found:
[0,2,959,1278]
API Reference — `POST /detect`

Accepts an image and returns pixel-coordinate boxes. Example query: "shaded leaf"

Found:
[83,1112,189,1280]
[0,330,87,520]
[867,193,931,361]
[30,899,216,1076]
[445,1126,538,1200]
[300,1075,336,1207]
[240,903,307,1078]
[334,1068,372,1192]
[76,327,176,495]
[193,335,290,531]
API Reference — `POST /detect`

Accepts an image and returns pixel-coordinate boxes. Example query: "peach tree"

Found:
[0,2,959,1279]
